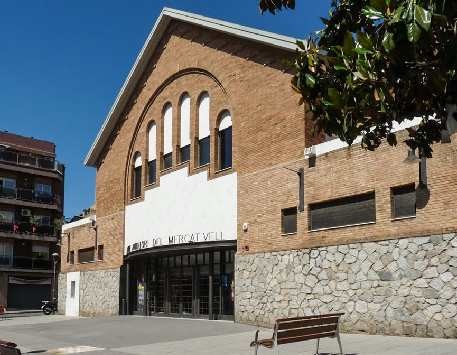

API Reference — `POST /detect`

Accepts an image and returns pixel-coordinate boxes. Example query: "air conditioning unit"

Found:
[21,209,32,217]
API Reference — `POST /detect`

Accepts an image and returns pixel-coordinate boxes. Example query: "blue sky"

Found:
[0,1,330,218]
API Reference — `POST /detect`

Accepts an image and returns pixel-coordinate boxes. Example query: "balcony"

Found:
[0,186,61,210]
[0,150,64,176]
[0,255,52,270]
[0,221,57,242]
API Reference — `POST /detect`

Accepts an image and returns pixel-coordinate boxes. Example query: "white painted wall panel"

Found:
[148,123,157,161]
[164,105,173,154]
[65,271,80,317]
[180,95,191,147]
[125,167,237,254]
[198,93,210,139]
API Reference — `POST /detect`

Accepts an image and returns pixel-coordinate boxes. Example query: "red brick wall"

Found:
[238,131,457,254]
[85,20,305,270]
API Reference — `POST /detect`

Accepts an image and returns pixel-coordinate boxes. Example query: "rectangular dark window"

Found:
[180,145,190,163]
[98,245,104,261]
[148,159,156,185]
[78,247,95,264]
[163,152,172,170]
[282,207,297,234]
[219,127,232,170]
[70,281,76,298]
[133,166,142,198]
[69,251,74,265]
[199,136,210,166]
[391,184,416,219]
[309,192,376,231]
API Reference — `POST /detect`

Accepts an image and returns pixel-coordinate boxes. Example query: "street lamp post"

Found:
[51,252,60,302]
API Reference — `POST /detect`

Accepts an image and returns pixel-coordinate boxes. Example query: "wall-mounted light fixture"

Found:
[404,148,420,164]
[404,147,430,209]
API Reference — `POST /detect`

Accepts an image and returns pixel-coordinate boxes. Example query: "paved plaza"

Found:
[1,315,456,355]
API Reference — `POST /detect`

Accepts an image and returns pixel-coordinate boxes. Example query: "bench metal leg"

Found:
[315,338,320,355]
[336,332,343,355]
[253,330,259,355]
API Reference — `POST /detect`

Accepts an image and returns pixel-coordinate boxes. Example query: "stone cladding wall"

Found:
[235,233,457,338]
[79,268,120,317]
[57,273,66,314]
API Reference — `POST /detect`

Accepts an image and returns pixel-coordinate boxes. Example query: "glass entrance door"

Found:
[137,248,235,319]
[169,266,193,316]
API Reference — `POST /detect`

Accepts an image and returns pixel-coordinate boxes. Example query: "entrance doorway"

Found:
[130,248,235,320]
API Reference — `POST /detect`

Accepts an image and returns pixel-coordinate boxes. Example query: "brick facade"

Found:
[238,132,457,254]
[60,212,124,273]
[61,9,457,336]
[62,19,303,271]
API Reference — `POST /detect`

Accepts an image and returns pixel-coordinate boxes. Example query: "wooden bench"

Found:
[250,313,344,355]
[0,340,21,355]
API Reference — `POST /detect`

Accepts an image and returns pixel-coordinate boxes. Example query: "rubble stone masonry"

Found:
[236,233,457,338]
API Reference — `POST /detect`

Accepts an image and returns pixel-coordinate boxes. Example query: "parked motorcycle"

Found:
[41,299,57,315]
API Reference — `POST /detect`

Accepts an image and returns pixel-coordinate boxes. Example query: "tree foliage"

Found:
[260,0,457,157]
[259,0,295,14]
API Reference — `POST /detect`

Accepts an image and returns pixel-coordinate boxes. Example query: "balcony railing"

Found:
[0,186,61,207]
[0,255,51,270]
[0,150,64,175]
[0,221,55,237]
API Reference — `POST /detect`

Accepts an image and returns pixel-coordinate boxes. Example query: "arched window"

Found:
[147,123,157,184]
[163,104,173,170]
[132,153,142,199]
[218,111,232,170]
[198,93,210,166]
[180,94,191,163]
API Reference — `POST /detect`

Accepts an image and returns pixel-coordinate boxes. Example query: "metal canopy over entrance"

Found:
[125,242,235,320]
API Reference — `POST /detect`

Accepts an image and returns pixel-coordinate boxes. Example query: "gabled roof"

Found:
[84,7,298,167]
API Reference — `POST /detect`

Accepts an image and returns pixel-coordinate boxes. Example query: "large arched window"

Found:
[198,92,210,166]
[132,153,142,199]
[147,122,157,184]
[180,94,191,163]
[163,104,173,170]
[218,111,232,170]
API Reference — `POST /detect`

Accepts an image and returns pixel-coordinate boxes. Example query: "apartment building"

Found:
[0,131,64,309]
[58,8,457,338]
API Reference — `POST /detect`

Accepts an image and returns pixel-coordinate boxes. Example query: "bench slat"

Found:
[278,324,338,339]
[277,331,336,345]
[278,316,340,330]
[277,312,344,323]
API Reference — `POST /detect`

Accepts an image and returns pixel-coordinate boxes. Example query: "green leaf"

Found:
[296,40,306,50]
[322,99,334,107]
[362,6,385,20]
[353,71,367,81]
[387,133,398,146]
[328,88,343,108]
[354,47,373,55]
[414,5,431,31]
[334,64,348,71]
[406,21,421,43]
[369,0,387,12]
[305,74,316,88]
[382,32,395,52]
[343,32,355,56]
[390,4,405,23]
[357,32,374,50]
